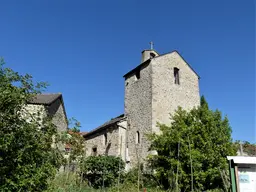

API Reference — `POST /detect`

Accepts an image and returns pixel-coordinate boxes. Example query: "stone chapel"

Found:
[84,48,200,169]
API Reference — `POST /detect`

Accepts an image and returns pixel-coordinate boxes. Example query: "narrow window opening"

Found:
[150,52,156,59]
[174,67,180,85]
[135,70,140,80]
[104,133,107,146]
[92,147,97,156]
[136,131,140,144]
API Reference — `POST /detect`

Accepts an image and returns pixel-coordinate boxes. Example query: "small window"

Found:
[135,70,140,80]
[103,133,107,146]
[174,67,180,85]
[150,52,156,59]
[92,147,97,156]
[136,131,140,144]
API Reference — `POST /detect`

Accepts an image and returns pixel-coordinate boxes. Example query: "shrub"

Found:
[0,58,63,191]
[123,166,159,189]
[148,96,236,191]
[80,155,125,188]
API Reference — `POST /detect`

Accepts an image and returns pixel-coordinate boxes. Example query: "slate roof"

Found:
[28,93,62,105]
[27,93,68,124]
[84,114,125,137]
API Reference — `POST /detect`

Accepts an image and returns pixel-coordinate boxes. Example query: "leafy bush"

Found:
[80,155,125,188]
[0,59,63,191]
[148,96,236,191]
[123,166,159,189]
[47,172,167,192]
[47,172,94,192]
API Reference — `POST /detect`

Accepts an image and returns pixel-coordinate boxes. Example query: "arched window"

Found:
[136,131,140,144]
[103,133,107,146]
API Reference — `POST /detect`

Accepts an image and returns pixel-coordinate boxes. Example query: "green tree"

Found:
[234,140,256,156]
[0,58,63,191]
[60,118,85,168]
[80,156,125,188]
[148,96,236,191]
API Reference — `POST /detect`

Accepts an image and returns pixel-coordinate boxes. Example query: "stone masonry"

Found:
[151,51,200,133]
[84,48,200,169]
[84,116,127,163]
[25,93,68,132]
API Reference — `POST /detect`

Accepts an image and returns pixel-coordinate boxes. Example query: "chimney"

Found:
[141,50,159,63]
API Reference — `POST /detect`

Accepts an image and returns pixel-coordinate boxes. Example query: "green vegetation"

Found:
[0,58,63,191]
[47,170,166,192]
[148,96,236,191]
[233,140,256,156]
[80,155,125,188]
[0,58,245,191]
[61,118,85,166]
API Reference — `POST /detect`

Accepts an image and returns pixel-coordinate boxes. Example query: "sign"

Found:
[238,168,256,192]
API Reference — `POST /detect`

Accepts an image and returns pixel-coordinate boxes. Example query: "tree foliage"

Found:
[80,155,125,188]
[148,96,236,191]
[234,140,256,156]
[60,118,85,166]
[0,58,62,191]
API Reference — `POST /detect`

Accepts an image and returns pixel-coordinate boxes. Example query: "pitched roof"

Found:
[68,130,88,136]
[123,50,200,79]
[28,93,62,105]
[123,59,151,79]
[155,51,200,78]
[80,132,88,136]
[28,93,68,124]
[84,114,125,137]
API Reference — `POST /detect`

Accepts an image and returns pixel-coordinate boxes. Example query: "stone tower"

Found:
[123,49,200,167]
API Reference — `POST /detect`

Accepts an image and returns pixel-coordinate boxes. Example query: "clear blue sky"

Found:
[1,0,255,142]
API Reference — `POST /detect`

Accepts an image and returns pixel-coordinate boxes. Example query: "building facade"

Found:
[25,93,68,132]
[84,48,200,169]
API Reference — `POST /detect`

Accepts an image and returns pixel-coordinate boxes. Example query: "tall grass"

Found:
[47,172,167,192]
[47,172,224,192]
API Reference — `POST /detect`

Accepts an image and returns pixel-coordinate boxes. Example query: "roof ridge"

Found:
[37,92,62,95]
[28,93,62,105]
[84,114,125,137]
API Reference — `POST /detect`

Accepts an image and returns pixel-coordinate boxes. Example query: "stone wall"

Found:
[85,125,121,157]
[124,51,200,167]
[124,62,153,167]
[23,99,68,133]
[117,120,127,162]
[151,51,200,133]
[47,98,68,132]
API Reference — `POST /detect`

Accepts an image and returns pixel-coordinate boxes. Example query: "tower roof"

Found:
[123,50,200,79]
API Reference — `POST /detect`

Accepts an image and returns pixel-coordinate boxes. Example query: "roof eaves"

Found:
[27,93,62,105]
[141,49,160,55]
[46,94,62,105]
[123,59,151,78]
[58,95,68,126]
[84,114,125,138]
